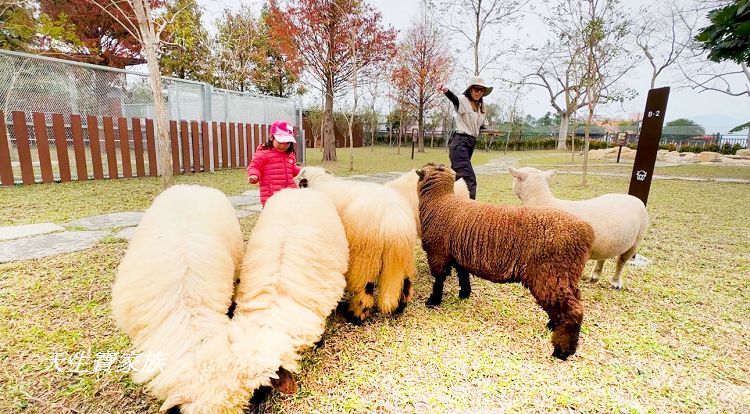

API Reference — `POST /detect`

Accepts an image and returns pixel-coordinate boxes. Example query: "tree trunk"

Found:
[322,85,336,161]
[582,108,594,186]
[397,111,403,155]
[417,104,425,152]
[557,112,570,150]
[135,9,173,189]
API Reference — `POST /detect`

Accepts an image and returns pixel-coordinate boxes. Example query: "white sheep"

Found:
[112,184,249,413]
[113,186,349,413]
[509,167,649,289]
[160,188,349,413]
[231,188,348,374]
[385,170,470,235]
[295,166,416,323]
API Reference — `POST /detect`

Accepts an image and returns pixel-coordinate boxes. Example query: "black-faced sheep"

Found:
[417,163,595,360]
[509,167,649,289]
[295,166,416,323]
[112,186,349,413]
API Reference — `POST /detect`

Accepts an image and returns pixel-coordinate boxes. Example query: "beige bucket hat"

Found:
[464,76,493,96]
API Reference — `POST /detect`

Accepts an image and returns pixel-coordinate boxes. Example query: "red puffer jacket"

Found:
[246,145,301,205]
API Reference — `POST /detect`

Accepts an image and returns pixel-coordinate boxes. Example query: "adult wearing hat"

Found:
[437,76,493,199]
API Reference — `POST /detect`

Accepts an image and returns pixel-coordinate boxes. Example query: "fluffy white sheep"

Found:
[295,166,416,323]
[231,188,348,373]
[112,184,249,412]
[161,188,349,413]
[385,170,470,235]
[113,186,349,413]
[509,167,649,289]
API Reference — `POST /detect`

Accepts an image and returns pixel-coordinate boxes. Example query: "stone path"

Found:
[0,172,403,263]
[0,161,746,263]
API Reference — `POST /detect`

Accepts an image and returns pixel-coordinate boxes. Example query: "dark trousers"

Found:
[448,132,477,199]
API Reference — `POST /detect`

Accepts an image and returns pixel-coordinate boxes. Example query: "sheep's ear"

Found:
[416,169,425,180]
[160,394,193,412]
[508,167,527,181]
[544,170,557,181]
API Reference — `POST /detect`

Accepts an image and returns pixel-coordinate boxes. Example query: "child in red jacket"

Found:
[247,120,302,206]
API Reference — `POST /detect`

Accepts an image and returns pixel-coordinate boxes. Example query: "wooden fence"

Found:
[0,111,277,186]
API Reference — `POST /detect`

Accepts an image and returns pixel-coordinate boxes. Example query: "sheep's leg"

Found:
[456,264,471,299]
[340,249,380,323]
[426,256,451,307]
[589,260,604,282]
[611,246,637,290]
[393,278,412,315]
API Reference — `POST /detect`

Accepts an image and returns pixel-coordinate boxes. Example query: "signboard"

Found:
[616,132,627,146]
[628,87,670,206]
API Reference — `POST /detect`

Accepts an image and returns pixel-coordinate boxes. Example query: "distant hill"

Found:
[687,114,745,134]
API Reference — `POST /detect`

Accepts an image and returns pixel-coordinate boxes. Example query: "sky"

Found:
[198,0,749,134]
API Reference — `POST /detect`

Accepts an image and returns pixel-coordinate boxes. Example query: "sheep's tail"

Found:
[376,208,417,315]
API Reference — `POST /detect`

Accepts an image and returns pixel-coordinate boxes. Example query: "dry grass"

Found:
[1,147,748,413]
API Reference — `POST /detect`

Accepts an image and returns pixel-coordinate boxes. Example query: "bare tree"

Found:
[88,0,176,189]
[433,0,530,76]
[578,0,633,186]
[344,12,360,172]
[633,1,697,89]
[679,0,750,146]
[515,0,634,150]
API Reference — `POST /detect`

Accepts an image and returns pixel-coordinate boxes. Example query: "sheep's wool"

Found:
[112,186,348,413]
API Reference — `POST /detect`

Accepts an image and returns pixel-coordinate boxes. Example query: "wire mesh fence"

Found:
[0,49,303,184]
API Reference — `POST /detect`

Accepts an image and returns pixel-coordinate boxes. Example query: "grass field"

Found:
[1,147,749,413]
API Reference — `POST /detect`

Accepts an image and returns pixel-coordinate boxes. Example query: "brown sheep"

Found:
[416,163,595,360]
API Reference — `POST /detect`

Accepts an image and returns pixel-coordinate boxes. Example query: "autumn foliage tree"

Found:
[252,7,303,97]
[39,0,164,68]
[391,15,452,153]
[269,0,396,161]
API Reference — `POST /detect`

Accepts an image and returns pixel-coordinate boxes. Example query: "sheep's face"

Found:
[295,166,333,188]
[508,167,556,200]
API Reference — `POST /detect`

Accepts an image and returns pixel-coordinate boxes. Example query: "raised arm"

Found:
[437,83,459,111]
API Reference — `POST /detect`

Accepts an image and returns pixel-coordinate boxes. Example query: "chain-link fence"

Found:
[0,49,304,183]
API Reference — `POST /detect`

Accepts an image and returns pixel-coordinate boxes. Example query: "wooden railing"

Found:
[0,110,276,186]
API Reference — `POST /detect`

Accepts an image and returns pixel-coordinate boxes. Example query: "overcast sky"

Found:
[198,0,749,134]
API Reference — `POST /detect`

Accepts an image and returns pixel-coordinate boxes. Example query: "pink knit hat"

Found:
[270,121,295,144]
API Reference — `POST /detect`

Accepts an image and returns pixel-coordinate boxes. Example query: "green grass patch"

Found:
[1,147,749,413]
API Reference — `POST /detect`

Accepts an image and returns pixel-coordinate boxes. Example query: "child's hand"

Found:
[248,175,259,184]
[437,83,448,93]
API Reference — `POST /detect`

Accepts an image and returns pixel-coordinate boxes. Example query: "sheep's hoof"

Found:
[393,301,408,315]
[425,297,442,308]
[552,348,571,361]
[610,282,622,290]
[336,302,365,325]
[458,289,471,299]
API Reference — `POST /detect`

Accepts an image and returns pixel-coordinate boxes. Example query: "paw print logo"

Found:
[635,170,647,181]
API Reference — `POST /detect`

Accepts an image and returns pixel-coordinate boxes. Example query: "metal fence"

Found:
[0,48,305,183]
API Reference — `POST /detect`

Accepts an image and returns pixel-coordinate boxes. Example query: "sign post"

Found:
[628,87,670,206]
[615,132,627,163]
